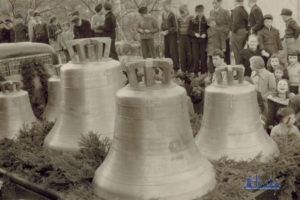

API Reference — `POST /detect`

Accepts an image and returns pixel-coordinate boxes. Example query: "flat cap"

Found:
[15,13,23,19]
[95,4,102,13]
[71,10,79,17]
[250,56,265,70]
[138,6,148,14]
[33,12,40,17]
[281,8,292,16]
[263,14,273,20]
[104,2,112,11]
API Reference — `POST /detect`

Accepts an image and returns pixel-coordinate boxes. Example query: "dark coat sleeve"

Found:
[289,20,300,39]
[275,29,283,50]
[188,19,196,37]
[99,14,116,34]
[168,13,177,34]
[232,9,240,33]
[251,8,264,33]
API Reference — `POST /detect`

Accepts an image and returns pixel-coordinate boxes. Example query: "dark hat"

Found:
[71,16,80,23]
[263,14,273,20]
[287,50,298,56]
[104,2,112,11]
[250,56,265,70]
[33,12,40,17]
[5,19,12,23]
[281,8,292,16]
[15,13,23,19]
[71,10,79,17]
[49,16,57,24]
[195,5,204,11]
[138,6,148,14]
[95,4,103,13]
[212,49,225,58]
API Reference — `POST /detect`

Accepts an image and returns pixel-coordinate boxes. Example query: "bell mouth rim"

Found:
[126,82,178,91]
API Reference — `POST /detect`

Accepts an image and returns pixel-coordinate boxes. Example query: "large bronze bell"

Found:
[44,38,123,152]
[93,58,216,200]
[42,76,61,122]
[196,65,279,162]
[0,81,37,139]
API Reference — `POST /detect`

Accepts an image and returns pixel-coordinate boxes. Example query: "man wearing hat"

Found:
[91,4,105,37]
[12,13,28,42]
[281,8,300,56]
[97,2,119,60]
[248,0,263,34]
[231,0,249,64]
[257,14,283,57]
[210,0,231,65]
[250,56,276,99]
[32,12,49,44]
[137,6,159,59]
[72,11,93,39]
[1,18,14,43]
[161,0,179,73]
[177,4,193,73]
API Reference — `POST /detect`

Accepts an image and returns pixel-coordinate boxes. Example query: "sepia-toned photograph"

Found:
[0,0,299,199]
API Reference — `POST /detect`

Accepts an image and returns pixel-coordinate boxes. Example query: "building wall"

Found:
[172,0,299,37]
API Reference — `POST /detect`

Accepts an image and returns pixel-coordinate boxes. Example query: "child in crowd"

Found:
[266,53,285,72]
[206,17,226,76]
[250,56,276,99]
[258,14,283,58]
[271,107,300,139]
[60,22,74,62]
[273,65,288,84]
[266,79,291,131]
[287,51,300,94]
[204,49,227,85]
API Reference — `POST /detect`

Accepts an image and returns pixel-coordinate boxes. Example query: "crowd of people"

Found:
[0,2,118,61]
[1,0,300,138]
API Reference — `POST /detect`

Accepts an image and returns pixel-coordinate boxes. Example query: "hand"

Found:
[195,33,200,38]
[138,28,144,33]
[261,50,270,57]
[144,29,151,33]
[222,49,226,52]
[201,34,206,38]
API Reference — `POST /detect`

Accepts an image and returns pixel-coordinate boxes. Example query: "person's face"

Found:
[282,114,296,127]
[6,22,13,28]
[62,24,70,31]
[212,55,223,67]
[195,10,204,17]
[163,3,170,12]
[277,79,288,94]
[270,58,279,67]
[264,19,273,28]
[288,55,298,65]
[248,37,258,50]
[212,0,221,9]
[281,15,288,22]
[180,7,188,17]
[274,69,284,80]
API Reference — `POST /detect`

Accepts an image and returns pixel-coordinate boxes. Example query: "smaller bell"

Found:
[42,76,61,122]
[0,81,37,139]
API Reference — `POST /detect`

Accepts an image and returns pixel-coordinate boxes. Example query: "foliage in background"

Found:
[0,122,111,199]
[20,59,50,118]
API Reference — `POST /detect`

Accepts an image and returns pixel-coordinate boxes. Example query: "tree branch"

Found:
[149,0,158,13]
[132,0,140,9]
[78,0,96,14]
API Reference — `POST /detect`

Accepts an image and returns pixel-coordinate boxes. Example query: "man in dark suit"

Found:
[231,0,249,64]
[71,11,93,39]
[98,2,119,60]
[248,0,264,34]
[210,0,231,65]
[188,5,208,76]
